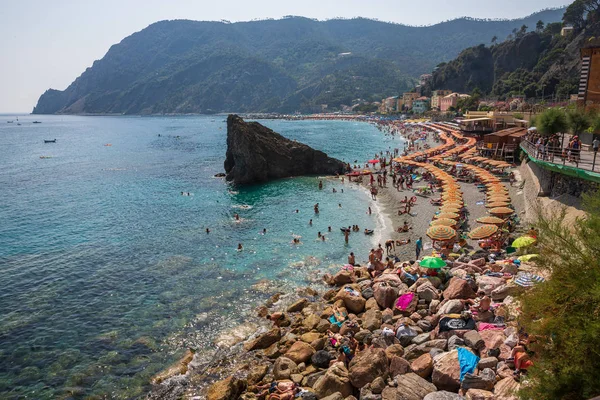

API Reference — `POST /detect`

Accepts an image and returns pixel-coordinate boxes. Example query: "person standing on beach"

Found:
[416,237,423,259]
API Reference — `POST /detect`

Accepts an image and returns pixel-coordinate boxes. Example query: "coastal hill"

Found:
[33,8,565,115]
[431,18,600,99]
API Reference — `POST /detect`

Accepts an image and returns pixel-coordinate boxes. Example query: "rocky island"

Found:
[224,115,347,184]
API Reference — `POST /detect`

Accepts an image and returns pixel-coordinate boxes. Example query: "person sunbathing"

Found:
[395,238,411,246]
[397,221,412,232]
[430,197,443,204]
[256,381,299,400]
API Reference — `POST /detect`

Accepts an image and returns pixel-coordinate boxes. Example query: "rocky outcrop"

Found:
[224,115,347,184]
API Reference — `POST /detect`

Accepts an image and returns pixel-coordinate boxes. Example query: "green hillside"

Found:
[33,8,566,114]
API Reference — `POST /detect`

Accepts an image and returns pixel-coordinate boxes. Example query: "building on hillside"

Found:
[561,26,574,37]
[400,92,420,111]
[440,93,470,112]
[459,111,528,133]
[380,96,398,113]
[579,39,600,108]
[412,97,431,114]
[431,90,452,111]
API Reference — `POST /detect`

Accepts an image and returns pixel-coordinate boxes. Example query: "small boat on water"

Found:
[44,139,57,143]
[33,121,42,124]
[7,120,13,123]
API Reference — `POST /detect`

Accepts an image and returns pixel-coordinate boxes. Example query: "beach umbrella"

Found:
[468,224,499,239]
[487,194,510,200]
[440,206,461,213]
[430,218,458,227]
[512,235,537,248]
[443,200,464,206]
[419,256,447,269]
[489,207,514,216]
[515,272,545,287]
[368,159,380,164]
[476,216,505,225]
[426,225,457,241]
[518,254,539,262]
[486,201,510,208]
[436,212,460,220]
[442,193,462,200]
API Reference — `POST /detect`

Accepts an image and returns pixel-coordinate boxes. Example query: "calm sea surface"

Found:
[0,115,401,398]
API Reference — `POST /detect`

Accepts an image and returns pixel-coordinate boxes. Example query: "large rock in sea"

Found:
[224,114,347,184]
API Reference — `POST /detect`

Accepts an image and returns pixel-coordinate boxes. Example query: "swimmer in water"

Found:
[295,209,299,213]
[321,235,326,241]
[328,226,332,232]
[237,243,243,250]
[234,213,240,221]
[263,228,267,234]
[318,232,322,238]
[339,203,342,208]
[206,228,210,234]
[309,219,313,226]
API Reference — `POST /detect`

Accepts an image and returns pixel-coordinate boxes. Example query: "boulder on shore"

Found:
[224,115,347,184]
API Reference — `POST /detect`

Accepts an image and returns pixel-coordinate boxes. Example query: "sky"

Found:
[0,0,572,113]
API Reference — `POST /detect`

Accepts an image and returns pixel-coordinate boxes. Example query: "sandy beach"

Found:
[359,124,526,262]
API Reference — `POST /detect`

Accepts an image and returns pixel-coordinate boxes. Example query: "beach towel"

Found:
[439,317,476,332]
[328,315,343,327]
[395,293,414,310]
[457,347,480,382]
[515,273,545,287]
[477,322,505,332]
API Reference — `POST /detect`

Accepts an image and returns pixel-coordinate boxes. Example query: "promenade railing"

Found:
[520,140,599,173]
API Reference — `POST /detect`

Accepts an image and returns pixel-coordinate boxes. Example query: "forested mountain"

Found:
[33,8,565,114]
[432,2,600,101]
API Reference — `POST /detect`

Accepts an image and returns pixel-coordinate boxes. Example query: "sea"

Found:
[0,114,402,399]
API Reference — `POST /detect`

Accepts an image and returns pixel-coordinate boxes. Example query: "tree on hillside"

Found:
[536,20,545,32]
[567,107,592,135]
[563,0,586,29]
[538,108,568,135]
[519,190,600,400]
[516,25,529,38]
[491,35,498,44]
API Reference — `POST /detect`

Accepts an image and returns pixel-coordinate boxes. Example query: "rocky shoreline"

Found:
[202,254,527,400]
[148,121,533,400]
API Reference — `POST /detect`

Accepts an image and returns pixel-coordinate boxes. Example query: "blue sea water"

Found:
[0,115,401,399]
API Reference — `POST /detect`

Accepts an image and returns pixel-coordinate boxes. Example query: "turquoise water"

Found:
[0,115,400,399]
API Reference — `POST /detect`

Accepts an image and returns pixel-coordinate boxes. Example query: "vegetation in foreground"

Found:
[518,190,600,400]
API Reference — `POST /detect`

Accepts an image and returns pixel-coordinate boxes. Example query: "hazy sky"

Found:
[0,0,571,113]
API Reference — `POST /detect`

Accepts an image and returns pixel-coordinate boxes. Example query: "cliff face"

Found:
[224,115,346,184]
